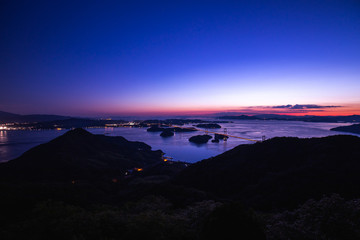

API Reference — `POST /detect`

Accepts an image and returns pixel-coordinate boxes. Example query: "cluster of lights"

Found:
[0,123,28,130]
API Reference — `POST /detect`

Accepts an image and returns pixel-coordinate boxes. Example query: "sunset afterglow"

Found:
[1,1,359,117]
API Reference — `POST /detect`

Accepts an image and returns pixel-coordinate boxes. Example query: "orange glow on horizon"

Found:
[89,103,360,117]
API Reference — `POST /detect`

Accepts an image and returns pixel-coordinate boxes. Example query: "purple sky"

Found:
[1,0,360,117]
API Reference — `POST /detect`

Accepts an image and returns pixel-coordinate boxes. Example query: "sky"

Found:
[1,0,360,117]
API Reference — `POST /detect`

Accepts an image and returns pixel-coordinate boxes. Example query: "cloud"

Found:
[272,104,342,110]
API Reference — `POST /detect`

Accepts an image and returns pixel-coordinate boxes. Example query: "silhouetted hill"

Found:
[331,123,360,134]
[0,110,19,119]
[0,110,68,123]
[1,130,360,239]
[296,115,360,122]
[176,135,360,210]
[0,128,162,181]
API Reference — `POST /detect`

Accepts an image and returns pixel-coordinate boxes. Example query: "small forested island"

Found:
[331,123,360,134]
[172,126,198,132]
[195,123,221,129]
[1,129,360,239]
[146,126,165,132]
[148,126,198,138]
[189,134,213,144]
[211,134,229,143]
[214,133,229,141]
[160,129,174,137]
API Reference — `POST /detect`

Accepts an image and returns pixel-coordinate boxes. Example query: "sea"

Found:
[1,120,359,163]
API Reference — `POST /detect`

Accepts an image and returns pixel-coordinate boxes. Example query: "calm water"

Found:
[0,120,359,163]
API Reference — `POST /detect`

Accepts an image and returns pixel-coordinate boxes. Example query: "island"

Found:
[215,133,229,141]
[211,134,229,143]
[146,126,165,132]
[172,127,197,132]
[189,135,212,144]
[195,123,221,129]
[160,129,174,137]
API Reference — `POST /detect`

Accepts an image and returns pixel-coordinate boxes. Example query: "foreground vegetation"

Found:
[1,129,360,239]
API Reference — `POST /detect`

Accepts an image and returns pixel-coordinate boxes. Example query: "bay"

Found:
[0,120,358,163]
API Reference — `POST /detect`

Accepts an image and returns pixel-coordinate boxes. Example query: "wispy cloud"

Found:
[213,104,345,116]
[271,104,342,110]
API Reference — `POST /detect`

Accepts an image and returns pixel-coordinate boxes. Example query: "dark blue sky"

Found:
[1,0,360,116]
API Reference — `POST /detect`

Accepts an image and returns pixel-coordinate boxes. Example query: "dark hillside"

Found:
[176,135,360,210]
[331,123,360,134]
[0,128,162,182]
[1,131,360,239]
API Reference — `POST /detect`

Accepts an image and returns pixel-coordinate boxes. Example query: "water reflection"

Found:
[0,130,8,160]
[0,130,7,138]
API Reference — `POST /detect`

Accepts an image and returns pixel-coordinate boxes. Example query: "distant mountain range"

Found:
[0,110,69,123]
[0,111,129,128]
[19,118,127,129]
[219,114,360,123]
[2,110,360,124]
